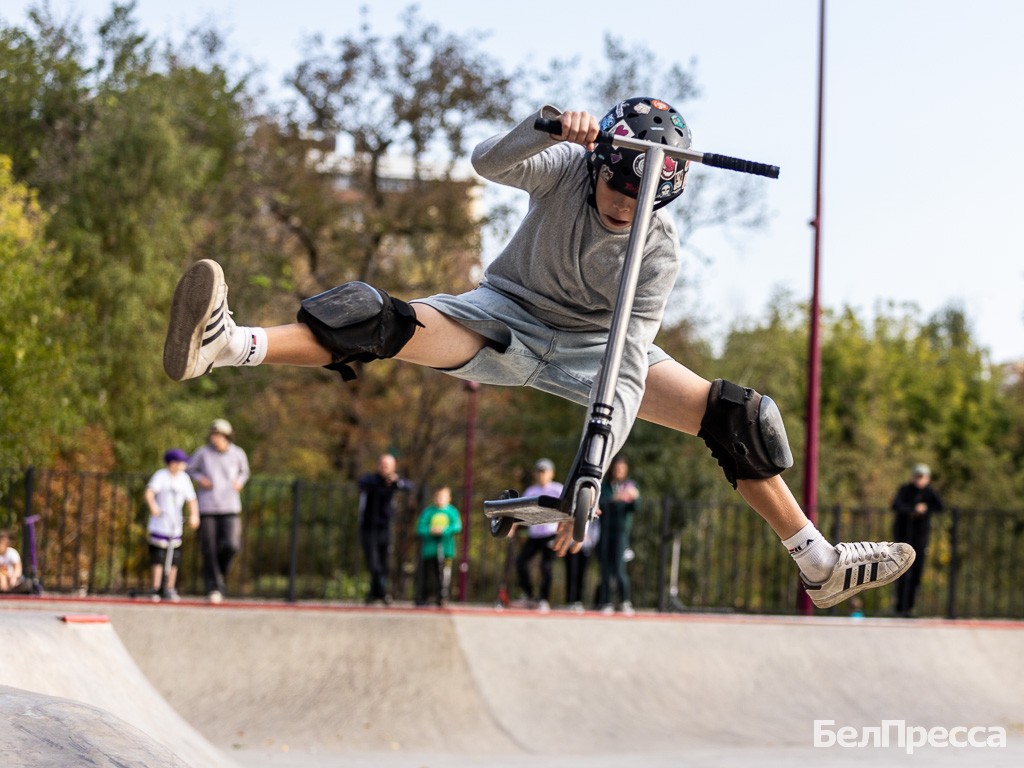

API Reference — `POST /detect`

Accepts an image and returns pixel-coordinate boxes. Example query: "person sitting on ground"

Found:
[0,529,24,593]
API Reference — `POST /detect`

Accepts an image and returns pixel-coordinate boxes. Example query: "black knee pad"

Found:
[698,379,794,488]
[297,282,423,381]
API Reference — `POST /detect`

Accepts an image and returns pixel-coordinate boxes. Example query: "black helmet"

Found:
[588,96,692,210]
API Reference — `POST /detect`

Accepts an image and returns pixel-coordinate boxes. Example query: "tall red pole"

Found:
[458,380,479,601]
[799,0,826,615]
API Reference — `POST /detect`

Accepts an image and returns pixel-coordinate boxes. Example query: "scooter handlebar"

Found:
[700,153,780,179]
[533,117,780,179]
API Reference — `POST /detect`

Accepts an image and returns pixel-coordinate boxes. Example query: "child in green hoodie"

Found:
[415,486,462,606]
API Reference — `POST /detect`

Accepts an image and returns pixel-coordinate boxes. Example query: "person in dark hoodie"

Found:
[892,463,944,617]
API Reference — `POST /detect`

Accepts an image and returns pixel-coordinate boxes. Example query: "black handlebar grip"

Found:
[533,118,615,144]
[534,118,564,135]
[701,153,780,179]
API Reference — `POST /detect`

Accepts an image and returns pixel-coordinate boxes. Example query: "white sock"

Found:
[214,326,267,368]
[782,522,838,584]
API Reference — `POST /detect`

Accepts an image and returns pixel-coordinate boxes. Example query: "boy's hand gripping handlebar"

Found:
[534,117,780,179]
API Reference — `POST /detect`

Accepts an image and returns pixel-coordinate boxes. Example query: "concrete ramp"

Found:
[95,606,520,755]
[88,603,1024,764]
[0,685,200,767]
[0,610,237,768]
[451,613,1024,752]
[3,601,1023,766]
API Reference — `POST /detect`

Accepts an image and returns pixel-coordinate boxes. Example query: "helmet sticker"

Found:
[600,165,614,182]
[600,114,615,131]
[662,156,678,180]
[658,181,674,198]
[651,99,669,111]
[633,154,646,177]
[610,152,623,165]
[671,114,687,131]
[633,102,651,115]
[611,120,635,138]
[615,102,626,119]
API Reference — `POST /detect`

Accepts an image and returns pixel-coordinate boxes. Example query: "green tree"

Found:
[0,155,84,466]
[0,6,90,183]
[0,3,255,468]
[232,6,518,485]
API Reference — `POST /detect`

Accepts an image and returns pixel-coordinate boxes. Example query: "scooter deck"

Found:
[483,494,567,525]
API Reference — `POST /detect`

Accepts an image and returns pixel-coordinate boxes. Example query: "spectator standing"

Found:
[187,419,250,603]
[891,463,944,617]
[415,486,462,606]
[597,455,640,615]
[144,448,200,601]
[358,453,414,605]
[0,529,23,593]
[565,515,600,612]
[515,458,563,612]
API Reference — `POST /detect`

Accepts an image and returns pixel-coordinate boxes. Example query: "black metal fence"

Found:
[1,467,1021,618]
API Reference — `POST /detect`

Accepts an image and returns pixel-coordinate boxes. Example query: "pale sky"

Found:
[6,0,1023,363]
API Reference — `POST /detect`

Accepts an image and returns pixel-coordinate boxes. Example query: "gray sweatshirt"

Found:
[471,105,681,456]
[187,442,250,514]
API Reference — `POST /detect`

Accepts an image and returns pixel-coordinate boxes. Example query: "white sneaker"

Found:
[619,601,635,616]
[163,259,234,381]
[537,599,551,614]
[207,590,223,604]
[801,541,916,609]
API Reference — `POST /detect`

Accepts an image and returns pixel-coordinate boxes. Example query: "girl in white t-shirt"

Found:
[144,449,200,600]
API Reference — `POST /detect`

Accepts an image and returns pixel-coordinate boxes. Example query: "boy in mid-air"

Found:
[163,97,914,609]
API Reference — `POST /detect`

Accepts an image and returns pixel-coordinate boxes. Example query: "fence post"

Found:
[287,479,301,602]
[656,496,672,612]
[946,506,959,620]
[22,467,38,583]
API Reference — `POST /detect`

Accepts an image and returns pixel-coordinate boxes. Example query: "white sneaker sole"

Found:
[163,260,225,381]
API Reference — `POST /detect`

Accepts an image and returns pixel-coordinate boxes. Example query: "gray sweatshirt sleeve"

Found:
[471,105,571,196]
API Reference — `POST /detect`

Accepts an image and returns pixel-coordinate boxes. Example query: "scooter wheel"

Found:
[573,486,595,543]
[490,516,515,538]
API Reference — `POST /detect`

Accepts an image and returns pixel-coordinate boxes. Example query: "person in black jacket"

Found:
[892,463,944,617]
[358,453,413,605]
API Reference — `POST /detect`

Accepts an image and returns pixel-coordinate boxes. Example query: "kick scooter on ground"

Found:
[484,121,780,544]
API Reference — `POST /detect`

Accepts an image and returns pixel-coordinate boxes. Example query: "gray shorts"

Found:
[414,285,670,408]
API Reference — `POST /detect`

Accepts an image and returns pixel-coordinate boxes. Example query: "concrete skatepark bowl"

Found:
[1,598,1022,767]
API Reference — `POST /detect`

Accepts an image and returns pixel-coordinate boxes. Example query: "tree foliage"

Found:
[0,155,84,466]
[0,1,1020,528]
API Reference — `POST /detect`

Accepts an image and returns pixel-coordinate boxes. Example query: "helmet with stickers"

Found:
[588,96,692,210]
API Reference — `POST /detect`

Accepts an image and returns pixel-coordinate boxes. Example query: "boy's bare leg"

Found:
[634,358,915,609]
[263,304,486,369]
[264,325,332,366]
[165,259,486,380]
[637,359,808,539]
[400,303,489,368]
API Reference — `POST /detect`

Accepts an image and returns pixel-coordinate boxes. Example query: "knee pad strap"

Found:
[698,379,794,488]
[297,282,423,381]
